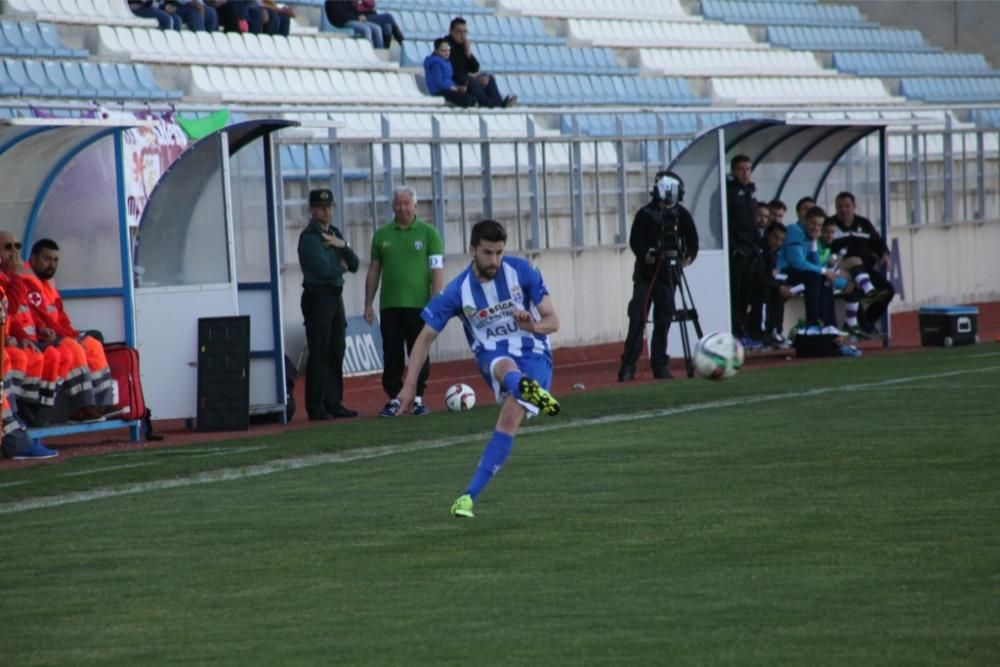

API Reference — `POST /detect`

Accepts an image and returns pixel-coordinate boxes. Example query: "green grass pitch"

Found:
[1,347,998,665]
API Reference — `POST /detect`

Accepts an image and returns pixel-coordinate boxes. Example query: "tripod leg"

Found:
[678,268,703,340]
[672,265,695,378]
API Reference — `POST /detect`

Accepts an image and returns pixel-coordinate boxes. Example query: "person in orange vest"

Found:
[21,238,114,421]
[0,232,51,426]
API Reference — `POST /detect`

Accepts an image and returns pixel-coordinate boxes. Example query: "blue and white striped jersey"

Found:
[421,255,552,360]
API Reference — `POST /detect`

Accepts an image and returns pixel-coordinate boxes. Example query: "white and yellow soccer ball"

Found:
[693,332,745,380]
[445,383,477,411]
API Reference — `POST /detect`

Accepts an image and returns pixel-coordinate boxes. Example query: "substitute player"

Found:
[396,219,560,518]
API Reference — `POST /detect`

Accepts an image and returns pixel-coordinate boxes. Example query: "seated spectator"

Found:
[777,206,838,327]
[447,17,517,108]
[216,0,269,35]
[768,198,786,224]
[794,195,815,226]
[324,0,392,49]
[355,0,403,45]
[827,191,895,337]
[423,38,476,107]
[755,201,770,237]
[748,221,797,348]
[262,1,294,37]
[129,0,182,30]
[167,0,219,32]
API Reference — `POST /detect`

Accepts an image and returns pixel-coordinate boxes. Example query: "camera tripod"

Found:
[656,251,703,378]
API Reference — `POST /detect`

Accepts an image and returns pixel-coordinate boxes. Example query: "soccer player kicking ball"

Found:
[396,220,561,518]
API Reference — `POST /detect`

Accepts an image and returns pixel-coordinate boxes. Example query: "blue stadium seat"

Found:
[38,22,88,57]
[42,60,88,98]
[1,20,38,56]
[21,59,60,97]
[97,63,140,99]
[833,50,995,76]
[77,62,116,98]
[0,63,21,95]
[767,25,933,52]
[134,63,183,100]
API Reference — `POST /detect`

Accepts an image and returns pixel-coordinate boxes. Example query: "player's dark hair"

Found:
[470,219,507,247]
[835,191,856,204]
[730,154,751,172]
[449,16,467,31]
[757,201,771,211]
[768,199,786,212]
[805,206,827,221]
[30,238,59,256]
[764,221,787,239]
[795,196,815,214]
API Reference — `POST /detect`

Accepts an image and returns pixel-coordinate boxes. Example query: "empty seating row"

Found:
[188,66,441,105]
[711,76,899,106]
[496,73,707,106]
[0,20,87,58]
[900,78,1000,103]
[392,11,561,45]
[639,48,830,77]
[969,109,1000,129]
[833,51,995,77]
[496,0,695,22]
[3,0,157,28]
[283,110,559,140]
[0,58,180,99]
[702,0,871,27]
[401,41,634,76]
[96,26,393,71]
[562,111,754,137]
[767,26,934,52]
[568,19,762,50]
[375,0,492,15]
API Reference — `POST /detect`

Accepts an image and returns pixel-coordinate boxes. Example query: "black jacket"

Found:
[629,202,699,283]
[827,214,888,269]
[726,174,758,251]
[324,1,359,27]
[446,36,480,85]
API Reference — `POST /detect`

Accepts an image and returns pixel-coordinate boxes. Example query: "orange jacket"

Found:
[0,273,38,342]
[19,270,78,339]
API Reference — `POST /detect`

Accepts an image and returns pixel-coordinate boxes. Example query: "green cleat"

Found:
[451,494,475,518]
[518,377,561,416]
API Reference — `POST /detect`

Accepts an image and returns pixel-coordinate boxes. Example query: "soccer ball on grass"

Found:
[445,383,477,411]
[693,332,744,380]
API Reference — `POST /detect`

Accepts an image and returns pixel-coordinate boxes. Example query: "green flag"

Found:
[176,109,231,140]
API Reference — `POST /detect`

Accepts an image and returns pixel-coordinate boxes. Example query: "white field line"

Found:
[1,365,997,516]
[58,462,159,478]
[968,351,1000,358]
[0,480,29,489]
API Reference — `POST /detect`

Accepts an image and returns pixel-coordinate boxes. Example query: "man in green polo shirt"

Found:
[364,187,444,416]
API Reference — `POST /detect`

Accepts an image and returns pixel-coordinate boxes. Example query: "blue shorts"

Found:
[475,350,553,415]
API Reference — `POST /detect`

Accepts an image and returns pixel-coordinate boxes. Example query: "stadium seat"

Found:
[766,25,933,52]
[638,47,828,77]
[567,18,761,50]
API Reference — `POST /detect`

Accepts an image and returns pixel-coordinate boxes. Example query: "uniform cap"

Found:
[309,189,333,206]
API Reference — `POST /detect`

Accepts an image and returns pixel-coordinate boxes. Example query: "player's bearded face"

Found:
[472,241,504,279]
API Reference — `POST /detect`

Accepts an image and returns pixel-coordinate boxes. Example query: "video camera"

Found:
[649,171,686,261]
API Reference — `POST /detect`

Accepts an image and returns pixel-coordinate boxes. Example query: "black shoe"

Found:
[617,362,635,382]
[328,404,359,419]
[392,26,404,43]
[308,412,332,422]
[18,403,49,428]
[652,367,673,380]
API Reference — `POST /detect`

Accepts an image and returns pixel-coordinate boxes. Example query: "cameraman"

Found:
[618,171,699,382]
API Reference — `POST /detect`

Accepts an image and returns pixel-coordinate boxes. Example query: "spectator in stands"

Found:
[747,221,794,348]
[355,1,404,46]
[23,240,116,418]
[828,191,895,336]
[778,206,838,328]
[168,0,219,32]
[424,38,477,107]
[726,154,761,349]
[446,17,517,108]
[755,202,771,237]
[261,1,294,37]
[324,1,394,49]
[768,199,787,224]
[129,0,182,30]
[363,187,444,417]
[794,195,815,225]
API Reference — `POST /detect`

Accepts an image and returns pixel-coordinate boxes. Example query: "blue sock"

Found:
[464,431,514,500]
[503,370,523,399]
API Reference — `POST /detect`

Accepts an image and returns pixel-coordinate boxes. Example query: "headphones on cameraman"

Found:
[650,170,685,205]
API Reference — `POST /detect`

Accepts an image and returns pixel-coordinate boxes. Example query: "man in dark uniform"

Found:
[618,171,699,382]
[828,191,895,335]
[727,154,762,348]
[297,189,360,421]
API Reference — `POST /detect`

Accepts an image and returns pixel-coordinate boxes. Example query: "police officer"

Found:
[298,188,360,420]
[618,171,699,382]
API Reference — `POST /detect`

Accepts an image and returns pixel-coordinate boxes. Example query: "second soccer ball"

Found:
[445,383,477,411]
[693,332,745,380]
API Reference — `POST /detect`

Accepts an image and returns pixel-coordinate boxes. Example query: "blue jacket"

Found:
[777,222,824,274]
[423,53,455,95]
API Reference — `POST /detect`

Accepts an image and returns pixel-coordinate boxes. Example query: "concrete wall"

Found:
[828,0,1000,67]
